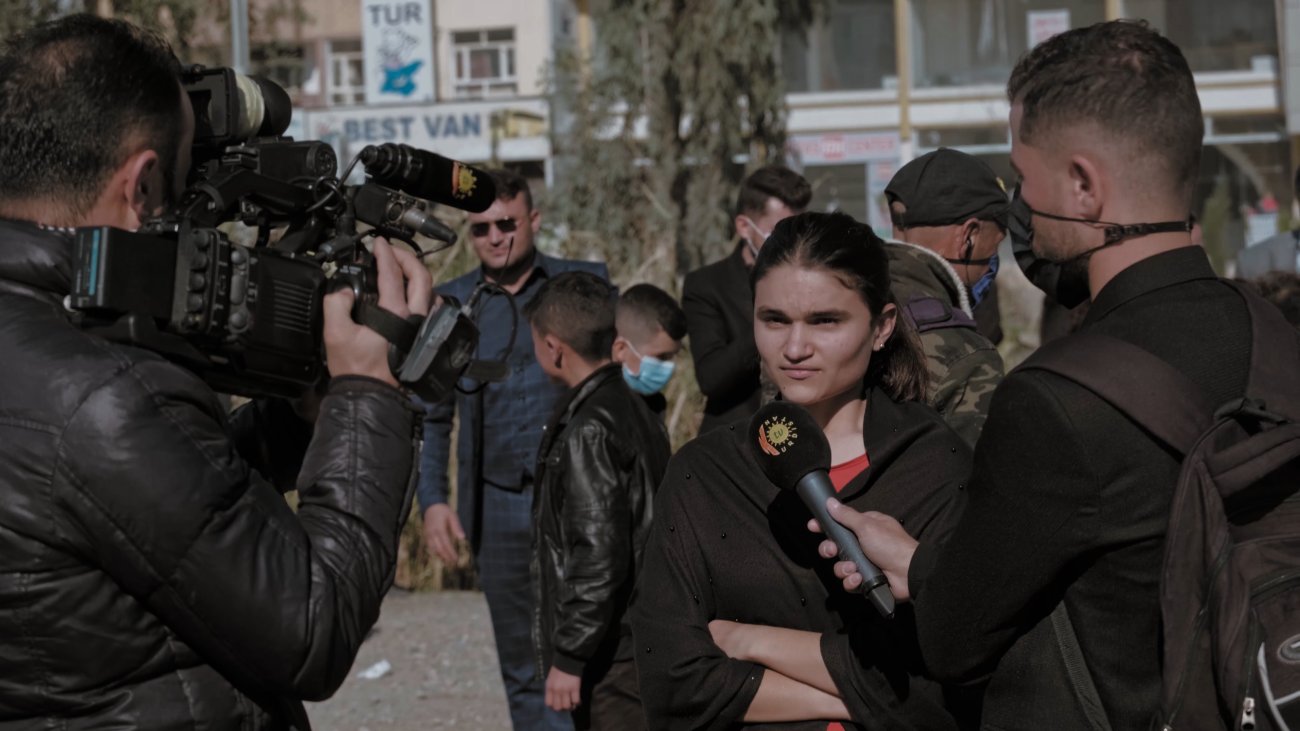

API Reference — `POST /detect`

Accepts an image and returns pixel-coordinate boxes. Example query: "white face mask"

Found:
[742,215,771,258]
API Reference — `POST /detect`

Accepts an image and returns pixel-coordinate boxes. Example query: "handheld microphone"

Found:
[747,401,896,619]
[358,143,497,213]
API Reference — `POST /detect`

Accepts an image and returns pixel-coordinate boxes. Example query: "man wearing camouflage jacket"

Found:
[886,148,1010,445]
[888,239,1004,446]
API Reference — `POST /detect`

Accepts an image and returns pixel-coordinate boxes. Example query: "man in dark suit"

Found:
[681,166,810,434]
[823,21,1273,730]
[419,169,607,731]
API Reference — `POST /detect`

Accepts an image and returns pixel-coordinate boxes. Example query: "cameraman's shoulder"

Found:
[67,336,224,428]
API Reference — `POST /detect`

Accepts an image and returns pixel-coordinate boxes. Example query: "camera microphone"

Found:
[351,183,457,246]
[359,143,497,213]
[747,401,896,619]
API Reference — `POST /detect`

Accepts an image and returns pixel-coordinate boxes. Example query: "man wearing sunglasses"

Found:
[418,169,608,731]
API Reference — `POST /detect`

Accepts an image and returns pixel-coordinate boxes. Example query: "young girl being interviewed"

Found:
[632,211,974,730]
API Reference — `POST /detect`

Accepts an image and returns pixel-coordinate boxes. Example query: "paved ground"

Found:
[307,591,510,731]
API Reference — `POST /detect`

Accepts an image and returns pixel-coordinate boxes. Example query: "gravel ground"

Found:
[307,590,511,731]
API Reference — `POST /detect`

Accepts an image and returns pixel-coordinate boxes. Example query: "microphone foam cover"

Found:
[414,154,497,213]
[746,401,832,491]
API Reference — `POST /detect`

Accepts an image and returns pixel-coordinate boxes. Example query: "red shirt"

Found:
[825,451,868,731]
[829,452,869,492]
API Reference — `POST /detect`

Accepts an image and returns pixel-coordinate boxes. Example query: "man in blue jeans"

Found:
[419,168,607,730]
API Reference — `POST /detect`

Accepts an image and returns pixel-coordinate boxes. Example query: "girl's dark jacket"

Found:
[632,387,974,730]
[0,219,420,729]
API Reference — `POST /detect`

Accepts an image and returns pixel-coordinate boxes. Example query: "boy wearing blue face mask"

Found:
[612,284,687,420]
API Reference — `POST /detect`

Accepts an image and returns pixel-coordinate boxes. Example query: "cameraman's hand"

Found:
[423,503,466,566]
[323,238,432,387]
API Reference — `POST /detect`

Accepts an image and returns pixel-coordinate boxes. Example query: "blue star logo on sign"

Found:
[381,60,423,97]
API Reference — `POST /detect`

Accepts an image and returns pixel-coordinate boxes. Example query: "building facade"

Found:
[242,0,560,185]
[242,0,1293,268]
[781,0,1290,269]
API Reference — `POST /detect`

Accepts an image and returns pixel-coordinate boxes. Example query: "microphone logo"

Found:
[452,163,479,201]
[757,415,798,456]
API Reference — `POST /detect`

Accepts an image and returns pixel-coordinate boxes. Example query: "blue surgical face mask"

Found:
[621,341,676,395]
[970,254,1000,306]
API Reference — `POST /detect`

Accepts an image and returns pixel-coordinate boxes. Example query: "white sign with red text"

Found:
[1027,9,1071,50]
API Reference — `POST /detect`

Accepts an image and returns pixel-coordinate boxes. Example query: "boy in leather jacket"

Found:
[524,272,672,730]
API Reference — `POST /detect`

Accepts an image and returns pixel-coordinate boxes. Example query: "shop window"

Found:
[453,28,518,99]
[251,44,306,99]
[910,0,1105,88]
[327,39,365,107]
[1122,0,1277,73]
[916,126,1010,151]
[804,164,871,224]
[782,0,896,93]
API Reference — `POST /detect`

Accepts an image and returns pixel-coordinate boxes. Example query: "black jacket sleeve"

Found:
[550,423,633,675]
[632,462,764,730]
[682,270,759,400]
[228,397,315,493]
[908,370,1100,684]
[54,363,419,701]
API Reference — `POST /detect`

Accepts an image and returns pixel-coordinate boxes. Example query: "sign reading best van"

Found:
[302,98,551,167]
[361,0,436,104]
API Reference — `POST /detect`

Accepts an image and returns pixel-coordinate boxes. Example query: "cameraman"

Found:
[0,15,430,729]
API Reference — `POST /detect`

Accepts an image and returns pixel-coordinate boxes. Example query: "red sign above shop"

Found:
[787,132,900,165]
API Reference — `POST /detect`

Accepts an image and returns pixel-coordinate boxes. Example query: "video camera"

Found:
[67,66,507,402]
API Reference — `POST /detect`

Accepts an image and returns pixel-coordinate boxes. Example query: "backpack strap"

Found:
[1050,604,1114,731]
[1017,333,1215,455]
[902,296,977,334]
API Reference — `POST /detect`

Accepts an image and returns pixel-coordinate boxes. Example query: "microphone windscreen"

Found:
[411,154,497,213]
[746,401,831,490]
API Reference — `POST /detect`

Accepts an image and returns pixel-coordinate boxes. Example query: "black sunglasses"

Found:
[469,218,519,237]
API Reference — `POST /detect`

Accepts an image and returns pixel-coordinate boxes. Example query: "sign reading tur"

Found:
[361,0,436,104]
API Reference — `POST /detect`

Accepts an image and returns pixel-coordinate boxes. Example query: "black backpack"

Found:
[1020,282,1300,731]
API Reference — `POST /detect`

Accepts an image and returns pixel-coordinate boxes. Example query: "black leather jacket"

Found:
[531,365,671,679]
[0,219,420,729]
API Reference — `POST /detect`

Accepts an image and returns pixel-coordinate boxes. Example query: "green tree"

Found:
[550,0,817,286]
[0,0,203,48]
[547,0,817,441]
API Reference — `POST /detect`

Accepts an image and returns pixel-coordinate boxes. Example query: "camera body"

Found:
[67,66,487,401]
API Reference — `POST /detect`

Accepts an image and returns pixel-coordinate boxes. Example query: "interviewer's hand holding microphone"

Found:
[809,501,918,603]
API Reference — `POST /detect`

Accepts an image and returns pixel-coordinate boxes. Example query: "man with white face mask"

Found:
[611,284,687,419]
[682,166,810,434]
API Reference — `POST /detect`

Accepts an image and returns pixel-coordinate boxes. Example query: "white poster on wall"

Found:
[1027,9,1071,50]
[361,0,436,105]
